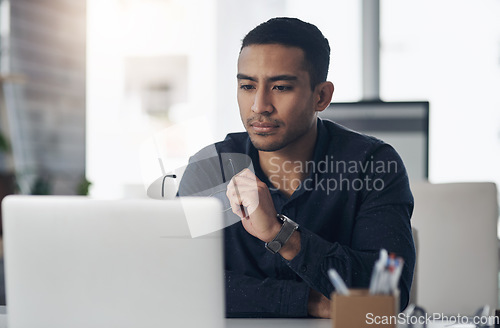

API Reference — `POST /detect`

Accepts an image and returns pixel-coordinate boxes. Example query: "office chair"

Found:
[410,182,499,315]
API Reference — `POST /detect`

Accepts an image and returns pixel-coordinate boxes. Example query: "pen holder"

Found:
[331,289,399,328]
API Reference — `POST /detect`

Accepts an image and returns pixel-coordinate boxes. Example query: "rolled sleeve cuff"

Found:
[284,226,343,297]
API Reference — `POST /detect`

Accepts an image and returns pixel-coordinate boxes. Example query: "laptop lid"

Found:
[2,196,225,328]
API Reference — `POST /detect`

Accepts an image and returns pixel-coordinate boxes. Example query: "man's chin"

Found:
[249,135,285,152]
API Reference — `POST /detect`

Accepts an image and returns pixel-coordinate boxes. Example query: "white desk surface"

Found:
[227,318,331,327]
[227,319,485,328]
[0,307,490,328]
[0,307,332,328]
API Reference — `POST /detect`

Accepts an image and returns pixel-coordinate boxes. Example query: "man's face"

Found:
[237,44,318,152]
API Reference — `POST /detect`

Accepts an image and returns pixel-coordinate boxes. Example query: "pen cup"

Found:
[331,289,399,328]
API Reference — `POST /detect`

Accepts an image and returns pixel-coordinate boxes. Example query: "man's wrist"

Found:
[264,220,283,243]
[278,230,301,260]
[265,214,301,258]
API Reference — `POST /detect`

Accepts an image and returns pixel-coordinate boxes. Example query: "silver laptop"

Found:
[2,196,225,328]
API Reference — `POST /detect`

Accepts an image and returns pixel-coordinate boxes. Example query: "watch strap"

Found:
[265,214,299,254]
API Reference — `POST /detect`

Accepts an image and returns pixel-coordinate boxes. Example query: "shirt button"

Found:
[300,265,307,273]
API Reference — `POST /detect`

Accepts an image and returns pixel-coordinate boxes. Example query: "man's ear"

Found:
[314,82,334,113]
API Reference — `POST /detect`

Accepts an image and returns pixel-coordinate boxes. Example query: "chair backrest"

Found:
[410,182,498,315]
[409,227,419,306]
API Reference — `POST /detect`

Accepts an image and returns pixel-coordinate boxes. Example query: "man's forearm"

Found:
[225,271,310,317]
[307,288,331,318]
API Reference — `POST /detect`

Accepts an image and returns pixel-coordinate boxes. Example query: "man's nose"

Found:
[251,89,274,114]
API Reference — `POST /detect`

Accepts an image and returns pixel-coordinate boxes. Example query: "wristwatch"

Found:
[265,214,299,254]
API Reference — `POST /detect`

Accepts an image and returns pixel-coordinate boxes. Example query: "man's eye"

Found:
[273,85,292,91]
[240,85,255,90]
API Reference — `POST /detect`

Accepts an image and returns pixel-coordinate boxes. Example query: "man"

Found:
[178,17,415,318]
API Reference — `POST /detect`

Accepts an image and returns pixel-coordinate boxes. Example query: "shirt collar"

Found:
[247,118,330,198]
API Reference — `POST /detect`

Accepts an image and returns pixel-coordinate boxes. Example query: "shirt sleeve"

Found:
[284,144,415,311]
[225,270,311,318]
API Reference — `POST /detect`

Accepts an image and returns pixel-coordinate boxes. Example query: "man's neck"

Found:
[258,125,318,197]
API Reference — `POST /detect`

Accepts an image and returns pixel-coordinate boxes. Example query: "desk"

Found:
[0,308,332,328]
[0,307,5,328]
[227,319,491,328]
[0,308,493,328]
[0,314,330,328]
[227,318,331,328]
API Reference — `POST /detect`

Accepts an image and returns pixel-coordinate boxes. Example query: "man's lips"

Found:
[250,122,279,133]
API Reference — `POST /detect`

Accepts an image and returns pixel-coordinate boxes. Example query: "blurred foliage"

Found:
[0,132,9,153]
[31,176,52,195]
[1,136,91,196]
[77,177,92,196]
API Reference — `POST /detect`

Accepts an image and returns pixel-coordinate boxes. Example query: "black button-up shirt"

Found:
[179,118,415,317]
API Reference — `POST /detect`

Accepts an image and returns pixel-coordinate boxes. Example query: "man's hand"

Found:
[226,169,280,242]
[307,289,331,318]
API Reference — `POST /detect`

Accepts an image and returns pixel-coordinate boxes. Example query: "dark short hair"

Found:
[241,17,330,89]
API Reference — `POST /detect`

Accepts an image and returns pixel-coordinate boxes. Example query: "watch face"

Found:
[267,240,282,253]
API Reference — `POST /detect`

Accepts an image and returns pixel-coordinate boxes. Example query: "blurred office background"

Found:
[0,0,499,305]
[0,0,85,197]
[85,0,500,200]
[0,0,498,199]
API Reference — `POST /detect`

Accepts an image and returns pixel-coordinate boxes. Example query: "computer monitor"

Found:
[319,101,429,181]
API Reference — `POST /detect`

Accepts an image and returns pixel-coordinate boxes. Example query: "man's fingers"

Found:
[226,170,260,214]
[227,189,255,216]
[231,173,259,188]
[237,168,256,178]
[228,196,249,219]
[227,183,259,203]
[227,183,260,194]
[232,168,260,184]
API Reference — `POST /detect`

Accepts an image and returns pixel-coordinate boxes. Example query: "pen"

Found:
[229,159,248,218]
[328,268,350,296]
[390,258,404,292]
[369,248,388,294]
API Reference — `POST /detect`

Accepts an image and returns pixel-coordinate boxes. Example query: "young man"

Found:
[179,17,415,318]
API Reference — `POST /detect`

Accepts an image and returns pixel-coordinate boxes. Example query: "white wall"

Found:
[380,0,500,186]
[87,0,218,198]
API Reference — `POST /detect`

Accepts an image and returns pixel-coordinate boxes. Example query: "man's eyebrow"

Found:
[236,74,298,82]
[268,75,298,82]
[236,74,256,81]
